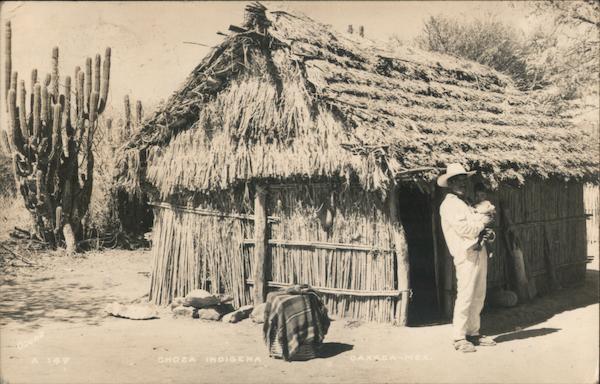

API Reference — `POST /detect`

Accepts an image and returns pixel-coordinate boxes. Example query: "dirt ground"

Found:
[0,249,598,384]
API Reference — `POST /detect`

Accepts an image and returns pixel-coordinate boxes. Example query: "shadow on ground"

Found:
[481,270,599,337]
[319,342,354,358]
[493,327,560,343]
[0,273,121,330]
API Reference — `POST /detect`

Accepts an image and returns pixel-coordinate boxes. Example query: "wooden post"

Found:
[501,207,531,302]
[389,183,410,326]
[435,189,455,319]
[430,183,442,314]
[253,184,268,304]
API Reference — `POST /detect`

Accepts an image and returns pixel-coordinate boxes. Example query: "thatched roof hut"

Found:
[118,4,597,196]
[118,3,598,324]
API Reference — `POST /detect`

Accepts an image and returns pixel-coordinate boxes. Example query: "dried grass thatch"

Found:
[117,4,598,199]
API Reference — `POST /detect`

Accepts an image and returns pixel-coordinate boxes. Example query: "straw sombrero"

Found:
[437,163,476,187]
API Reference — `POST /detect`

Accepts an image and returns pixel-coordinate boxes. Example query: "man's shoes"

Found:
[467,334,497,346]
[453,339,476,353]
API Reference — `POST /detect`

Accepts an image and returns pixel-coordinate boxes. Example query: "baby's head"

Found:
[475,200,496,215]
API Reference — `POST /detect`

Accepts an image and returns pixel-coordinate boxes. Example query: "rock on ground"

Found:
[170,297,184,310]
[251,303,266,323]
[172,306,194,318]
[105,302,159,320]
[222,305,254,323]
[183,289,220,308]
[197,307,223,321]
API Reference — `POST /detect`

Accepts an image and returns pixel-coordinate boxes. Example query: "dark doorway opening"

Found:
[398,186,441,326]
[117,190,154,236]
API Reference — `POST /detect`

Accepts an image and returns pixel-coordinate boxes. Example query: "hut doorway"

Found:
[398,186,441,326]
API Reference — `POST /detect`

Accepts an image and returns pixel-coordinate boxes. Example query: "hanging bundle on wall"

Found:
[321,189,336,232]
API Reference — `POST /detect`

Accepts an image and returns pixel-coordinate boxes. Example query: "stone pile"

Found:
[170,289,266,324]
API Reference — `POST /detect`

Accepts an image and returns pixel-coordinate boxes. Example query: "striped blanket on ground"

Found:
[263,285,330,361]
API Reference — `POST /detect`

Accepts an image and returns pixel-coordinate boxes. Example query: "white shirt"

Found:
[439,193,489,263]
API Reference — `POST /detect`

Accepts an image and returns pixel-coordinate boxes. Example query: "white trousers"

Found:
[452,248,488,340]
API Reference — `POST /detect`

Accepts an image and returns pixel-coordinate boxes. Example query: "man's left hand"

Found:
[482,228,496,243]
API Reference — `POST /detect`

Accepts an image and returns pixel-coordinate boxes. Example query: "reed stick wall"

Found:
[148,182,400,323]
[147,178,588,323]
[149,203,254,307]
[252,183,398,323]
[496,180,587,284]
[584,184,599,257]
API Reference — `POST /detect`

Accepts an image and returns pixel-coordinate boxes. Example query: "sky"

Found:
[0,1,535,117]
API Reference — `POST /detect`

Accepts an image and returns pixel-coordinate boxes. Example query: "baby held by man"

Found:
[470,183,496,257]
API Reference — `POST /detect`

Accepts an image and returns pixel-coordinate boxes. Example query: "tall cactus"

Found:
[4,21,11,106]
[105,118,113,140]
[123,95,131,139]
[120,95,143,137]
[136,100,143,126]
[2,21,111,254]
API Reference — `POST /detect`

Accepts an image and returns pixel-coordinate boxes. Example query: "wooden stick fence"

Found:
[494,180,588,294]
[150,201,280,222]
[150,184,402,322]
[245,279,404,297]
[584,184,599,257]
[509,215,590,228]
[265,183,399,323]
[149,204,253,307]
[243,239,394,253]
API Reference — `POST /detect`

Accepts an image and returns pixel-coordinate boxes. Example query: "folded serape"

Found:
[263,285,330,361]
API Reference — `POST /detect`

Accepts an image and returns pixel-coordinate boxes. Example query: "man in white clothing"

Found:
[438,163,497,353]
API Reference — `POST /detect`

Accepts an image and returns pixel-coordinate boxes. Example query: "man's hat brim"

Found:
[437,170,476,187]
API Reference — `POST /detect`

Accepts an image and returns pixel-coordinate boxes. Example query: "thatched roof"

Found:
[117,3,598,198]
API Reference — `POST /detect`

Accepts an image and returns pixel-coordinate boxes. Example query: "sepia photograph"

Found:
[0,1,598,383]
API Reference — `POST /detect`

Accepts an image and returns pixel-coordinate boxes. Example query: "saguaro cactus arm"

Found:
[49,104,62,161]
[98,47,111,113]
[30,69,37,109]
[123,95,131,139]
[4,21,11,103]
[7,88,23,153]
[51,47,59,102]
[18,80,27,139]
[85,57,92,114]
[41,85,49,125]
[93,54,101,94]
[33,83,41,139]
[136,100,143,125]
